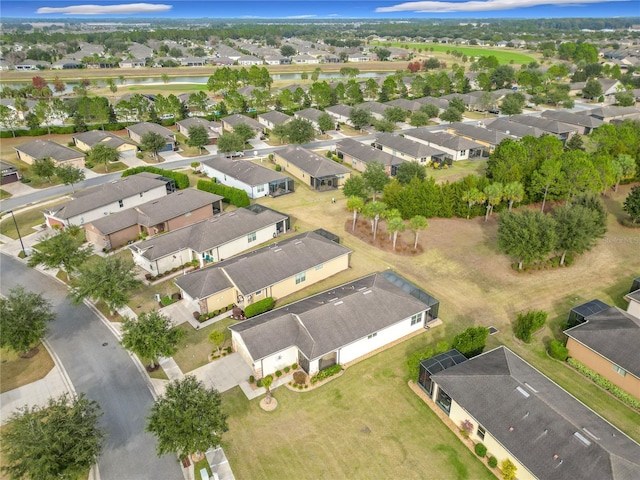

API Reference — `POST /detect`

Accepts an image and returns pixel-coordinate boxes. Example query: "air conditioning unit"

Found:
[153,294,162,302]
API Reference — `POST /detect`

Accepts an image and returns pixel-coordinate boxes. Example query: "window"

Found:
[460,150,467,156]
[247,232,257,243]
[613,364,627,376]
[436,387,452,414]
[118,200,124,208]
[295,272,306,284]
[255,290,262,296]
[315,264,323,271]
[410,313,422,326]
[256,185,265,193]
[367,332,377,340]
[477,426,486,441]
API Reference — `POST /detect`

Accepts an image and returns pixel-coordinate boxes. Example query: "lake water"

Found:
[2,71,391,95]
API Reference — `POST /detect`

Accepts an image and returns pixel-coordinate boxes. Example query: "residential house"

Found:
[201,156,294,199]
[237,55,263,66]
[0,98,37,121]
[504,114,579,143]
[264,55,290,65]
[43,172,173,228]
[415,96,450,111]
[214,45,242,61]
[126,122,177,151]
[348,53,371,62]
[447,123,514,154]
[174,230,351,314]
[0,161,20,184]
[130,205,289,275]
[419,346,640,480]
[482,118,546,139]
[180,57,207,67]
[230,271,440,378]
[176,118,221,145]
[578,106,640,123]
[14,140,85,169]
[257,111,292,131]
[119,59,146,69]
[385,99,420,113]
[336,138,404,175]
[324,104,352,126]
[72,130,138,157]
[373,133,446,165]
[539,110,603,135]
[291,54,320,64]
[564,290,640,399]
[221,114,264,137]
[356,101,391,120]
[273,146,351,191]
[51,59,82,70]
[293,108,325,132]
[84,189,223,251]
[403,130,485,161]
[128,42,153,62]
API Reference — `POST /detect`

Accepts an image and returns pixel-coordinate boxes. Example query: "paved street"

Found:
[0,254,183,480]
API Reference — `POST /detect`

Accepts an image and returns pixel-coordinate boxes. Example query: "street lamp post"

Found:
[8,210,26,257]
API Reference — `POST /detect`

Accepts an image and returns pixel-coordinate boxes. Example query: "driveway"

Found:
[190,353,252,393]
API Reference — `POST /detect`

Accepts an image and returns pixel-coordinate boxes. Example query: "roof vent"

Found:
[573,432,592,447]
[515,386,530,398]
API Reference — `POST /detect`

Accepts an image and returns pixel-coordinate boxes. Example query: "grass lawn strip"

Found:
[0,345,55,394]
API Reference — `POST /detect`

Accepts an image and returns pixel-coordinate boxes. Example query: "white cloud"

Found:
[376,0,627,13]
[285,14,317,19]
[37,3,172,15]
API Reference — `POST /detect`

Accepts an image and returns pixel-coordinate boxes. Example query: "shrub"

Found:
[407,346,433,381]
[136,152,144,159]
[501,459,517,480]
[284,366,290,373]
[122,166,189,189]
[451,326,489,358]
[196,179,250,207]
[275,164,282,172]
[249,375,255,383]
[293,371,306,385]
[548,340,569,361]
[488,457,498,468]
[292,363,298,370]
[474,443,487,457]
[310,364,342,384]
[245,297,275,318]
[460,419,473,438]
[275,370,282,377]
[225,346,232,353]
[514,310,547,343]
[256,378,263,388]
[199,315,206,322]
[568,358,640,409]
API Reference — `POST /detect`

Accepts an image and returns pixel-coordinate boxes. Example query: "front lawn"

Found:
[0,189,11,199]
[172,318,238,374]
[428,159,488,183]
[88,161,127,174]
[222,331,494,480]
[0,203,66,240]
[0,345,55,393]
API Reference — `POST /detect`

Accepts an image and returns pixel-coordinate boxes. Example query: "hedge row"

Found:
[310,364,342,384]
[122,166,189,189]
[0,123,132,138]
[567,357,640,410]
[197,179,250,208]
[244,297,275,318]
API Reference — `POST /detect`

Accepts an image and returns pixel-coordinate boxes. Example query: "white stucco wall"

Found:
[67,185,167,226]
[338,311,425,364]
[627,299,640,319]
[260,346,299,376]
[202,164,268,200]
[202,223,279,263]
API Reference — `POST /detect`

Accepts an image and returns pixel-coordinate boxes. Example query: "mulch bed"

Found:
[344,219,424,256]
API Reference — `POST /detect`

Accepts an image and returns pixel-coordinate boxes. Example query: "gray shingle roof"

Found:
[15,140,84,162]
[46,172,169,220]
[564,306,640,378]
[449,123,513,145]
[403,130,483,151]
[507,115,579,135]
[385,99,420,112]
[222,114,262,131]
[89,189,222,234]
[336,138,404,167]
[258,110,291,126]
[415,96,449,110]
[230,273,431,361]
[131,207,288,261]
[294,108,324,123]
[176,117,218,131]
[432,347,640,480]
[325,104,352,118]
[539,110,604,129]
[175,231,350,299]
[73,130,134,150]
[126,122,175,139]
[482,118,545,138]
[275,146,350,178]
[202,156,291,186]
[375,133,445,159]
[356,101,390,116]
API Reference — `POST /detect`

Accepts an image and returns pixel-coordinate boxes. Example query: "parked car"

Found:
[226,151,245,158]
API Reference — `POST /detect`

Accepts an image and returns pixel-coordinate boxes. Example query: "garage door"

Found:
[1,172,19,184]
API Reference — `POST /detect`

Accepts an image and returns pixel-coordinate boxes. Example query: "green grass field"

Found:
[222,330,495,480]
[376,41,537,65]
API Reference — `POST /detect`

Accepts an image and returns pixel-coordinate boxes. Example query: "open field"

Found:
[0,344,54,394]
[222,328,495,480]
[374,41,538,65]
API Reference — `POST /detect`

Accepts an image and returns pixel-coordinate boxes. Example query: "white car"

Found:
[226,151,244,158]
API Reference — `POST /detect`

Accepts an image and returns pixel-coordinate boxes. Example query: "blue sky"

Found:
[2,1,639,19]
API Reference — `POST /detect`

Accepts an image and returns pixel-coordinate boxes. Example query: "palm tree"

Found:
[408,215,428,249]
[346,196,365,231]
[362,201,387,241]
[503,181,525,211]
[483,183,503,221]
[386,216,406,251]
[262,375,274,404]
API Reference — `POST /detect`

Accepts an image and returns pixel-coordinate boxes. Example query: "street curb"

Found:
[42,339,76,397]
